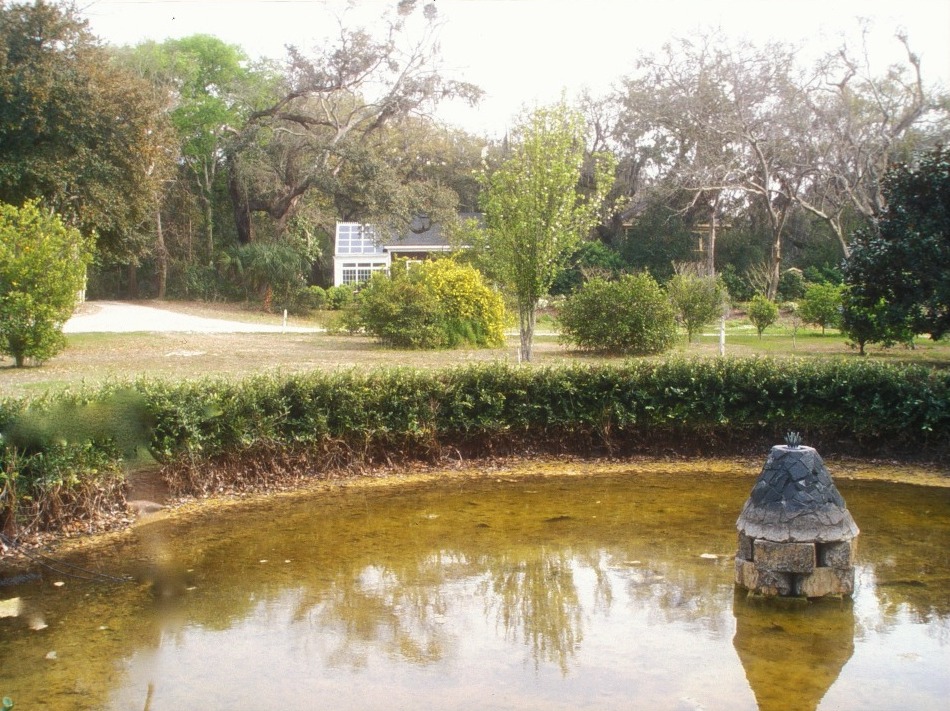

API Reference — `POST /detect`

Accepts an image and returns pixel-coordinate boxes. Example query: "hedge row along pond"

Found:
[1,357,948,536]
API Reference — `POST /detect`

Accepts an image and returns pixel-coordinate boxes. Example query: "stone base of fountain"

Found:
[735,537,855,597]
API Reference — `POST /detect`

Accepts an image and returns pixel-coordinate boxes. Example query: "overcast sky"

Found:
[83,0,950,136]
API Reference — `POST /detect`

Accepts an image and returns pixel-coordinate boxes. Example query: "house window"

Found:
[341,261,387,285]
[336,223,381,256]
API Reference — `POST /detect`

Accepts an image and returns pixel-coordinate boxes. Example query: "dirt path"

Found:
[64,301,319,334]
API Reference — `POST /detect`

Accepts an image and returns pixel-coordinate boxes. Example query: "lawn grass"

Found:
[0,302,947,399]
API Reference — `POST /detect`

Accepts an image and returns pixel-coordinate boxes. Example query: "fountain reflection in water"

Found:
[733,592,855,711]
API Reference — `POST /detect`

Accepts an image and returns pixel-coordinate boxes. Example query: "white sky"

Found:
[83,0,950,136]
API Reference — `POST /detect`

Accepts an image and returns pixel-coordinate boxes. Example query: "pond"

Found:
[1,464,949,710]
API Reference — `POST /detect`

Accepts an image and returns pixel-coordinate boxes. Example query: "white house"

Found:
[332,216,460,286]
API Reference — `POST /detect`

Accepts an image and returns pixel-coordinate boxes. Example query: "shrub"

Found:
[357,260,506,349]
[0,201,94,367]
[666,272,729,342]
[798,282,844,334]
[777,268,806,301]
[301,285,327,311]
[325,284,356,310]
[217,241,311,312]
[747,295,779,338]
[559,274,677,354]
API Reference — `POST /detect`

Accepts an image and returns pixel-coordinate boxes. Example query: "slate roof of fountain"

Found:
[736,445,859,543]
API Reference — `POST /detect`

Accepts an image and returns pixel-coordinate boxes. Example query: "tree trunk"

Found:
[518,301,536,363]
[706,205,717,277]
[128,263,139,299]
[202,194,214,262]
[155,209,168,300]
[767,237,781,301]
[228,162,254,245]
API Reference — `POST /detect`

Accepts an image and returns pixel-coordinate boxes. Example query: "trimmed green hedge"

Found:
[2,358,948,534]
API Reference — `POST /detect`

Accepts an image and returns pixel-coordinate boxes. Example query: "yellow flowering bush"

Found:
[357,258,506,349]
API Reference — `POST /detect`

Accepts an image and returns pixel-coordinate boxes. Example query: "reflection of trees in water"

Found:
[613,550,734,638]
[480,546,584,675]
[853,565,950,645]
[291,552,480,668]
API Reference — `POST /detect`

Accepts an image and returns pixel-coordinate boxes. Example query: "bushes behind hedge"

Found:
[2,357,948,534]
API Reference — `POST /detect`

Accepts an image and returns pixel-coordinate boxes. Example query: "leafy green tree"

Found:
[357,259,505,349]
[478,103,614,362]
[843,147,950,341]
[747,295,779,339]
[0,1,171,265]
[839,287,914,355]
[0,201,94,367]
[666,269,729,342]
[798,282,844,334]
[550,241,624,296]
[559,274,676,355]
[121,35,251,262]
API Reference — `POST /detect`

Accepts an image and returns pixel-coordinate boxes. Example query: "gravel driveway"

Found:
[64,301,319,334]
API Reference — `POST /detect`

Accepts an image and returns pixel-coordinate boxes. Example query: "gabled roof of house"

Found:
[379,212,481,250]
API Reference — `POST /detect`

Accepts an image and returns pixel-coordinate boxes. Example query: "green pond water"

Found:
[1,466,948,710]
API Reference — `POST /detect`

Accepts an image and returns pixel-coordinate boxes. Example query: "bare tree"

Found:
[793,29,946,256]
[226,3,481,243]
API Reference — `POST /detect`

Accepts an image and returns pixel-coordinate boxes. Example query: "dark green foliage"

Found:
[777,268,806,302]
[0,1,169,263]
[3,359,948,533]
[134,359,950,462]
[616,203,697,281]
[558,274,677,354]
[550,241,624,295]
[719,264,755,302]
[843,147,950,342]
[840,290,914,356]
[216,241,312,312]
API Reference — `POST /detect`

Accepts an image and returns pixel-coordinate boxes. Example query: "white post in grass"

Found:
[283,309,288,332]
[719,314,726,357]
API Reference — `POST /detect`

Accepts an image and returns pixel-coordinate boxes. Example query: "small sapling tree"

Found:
[666,267,729,342]
[479,103,614,362]
[798,282,844,334]
[747,295,779,339]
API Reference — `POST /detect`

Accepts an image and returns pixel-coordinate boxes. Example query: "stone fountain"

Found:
[735,434,859,598]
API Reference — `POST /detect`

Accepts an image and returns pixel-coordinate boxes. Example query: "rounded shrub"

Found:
[325,284,356,310]
[357,259,506,349]
[558,274,677,355]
